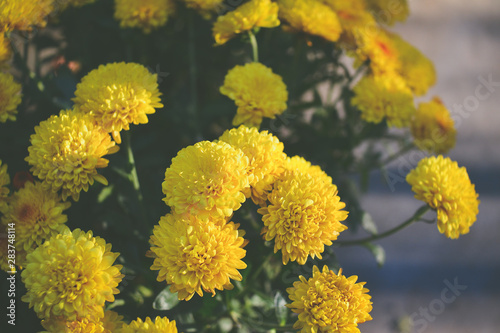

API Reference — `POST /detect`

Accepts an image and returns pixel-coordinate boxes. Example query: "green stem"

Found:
[336,205,431,246]
[248,30,259,62]
[123,132,149,230]
[187,10,200,137]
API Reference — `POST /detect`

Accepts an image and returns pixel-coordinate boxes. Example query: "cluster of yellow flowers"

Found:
[152,124,366,331]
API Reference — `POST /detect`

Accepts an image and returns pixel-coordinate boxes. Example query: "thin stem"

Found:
[336,205,431,246]
[248,30,259,62]
[123,132,149,230]
[187,10,200,138]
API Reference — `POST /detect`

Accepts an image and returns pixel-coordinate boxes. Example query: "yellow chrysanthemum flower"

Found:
[257,169,348,265]
[363,0,409,26]
[287,265,372,333]
[114,0,176,34]
[162,140,250,219]
[1,181,71,267]
[284,155,333,186]
[220,62,288,127]
[351,74,415,127]
[351,27,400,76]
[150,213,247,300]
[320,0,375,48]
[277,0,342,42]
[40,310,124,333]
[389,31,436,96]
[121,316,178,333]
[182,0,224,18]
[0,32,12,66]
[219,125,286,206]
[0,71,22,123]
[406,156,480,239]
[25,110,119,201]
[411,97,456,154]
[0,159,10,213]
[0,0,54,32]
[72,62,163,144]
[213,0,280,45]
[21,228,124,320]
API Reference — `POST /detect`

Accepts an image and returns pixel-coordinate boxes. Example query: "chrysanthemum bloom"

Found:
[0,0,54,32]
[72,62,163,144]
[0,72,22,123]
[411,98,456,154]
[284,155,332,186]
[406,156,479,239]
[351,74,415,128]
[21,228,124,320]
[319,0,375,48]
[389,31,436,96]
[163,141,250,219]
[258,170,348,265]
[121,316,178,333]
[149,213,247,300]
[220,62,288,127]
[219,125,286,206]
[40,310,124,333]
[1,181,71,267]
[277,0,342,42]
[287,265,372,333]
[26,110,119,201]
[0,32,12,67]
[114,0,176,34]
[213,0,280,45]
[351,27,400,76]
[0,159,10,213]
[364,0,409,26]
[182,0,225,18]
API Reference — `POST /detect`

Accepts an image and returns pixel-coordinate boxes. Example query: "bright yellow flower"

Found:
[25,109,119,201]
[213,0,279,45]
[0,159,10,213]
[121,316,178,333]
[284,155,333,186]
[411,97,456,154]
[0,71,22,123]
[0,32,12,67]
[72,62,163,144]
[114,0,176,34]
[219,125,286,206]
[220,62,288,127]
[277,0,342,42]
[40,310,124,333]
[363,0,409,26]
[1,181,71,267]
[182,0,224,18]
[21,228,123,320]
[150,213,247,300]
[351,27,400,76]
[287,265,372,333]
[0,0,54,32]
[162,141,250,219]
[351,74,415,127]
[389,31,436,96]
[258,169,348,265]
[406,156,480,239]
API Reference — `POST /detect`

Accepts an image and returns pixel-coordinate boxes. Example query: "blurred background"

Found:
[336,0,500,332]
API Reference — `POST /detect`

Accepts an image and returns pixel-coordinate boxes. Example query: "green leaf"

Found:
[97,184,114,203]
[361,212,378,236]
[152,287,180,310]
[274,292,288,326]
[363,243,385,268]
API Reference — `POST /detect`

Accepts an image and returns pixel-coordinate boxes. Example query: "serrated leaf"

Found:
[274,291,288,325]
[363,243,385,268]
[361,212,378,236]
[153,288,180,310]
[97,185,114,203]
